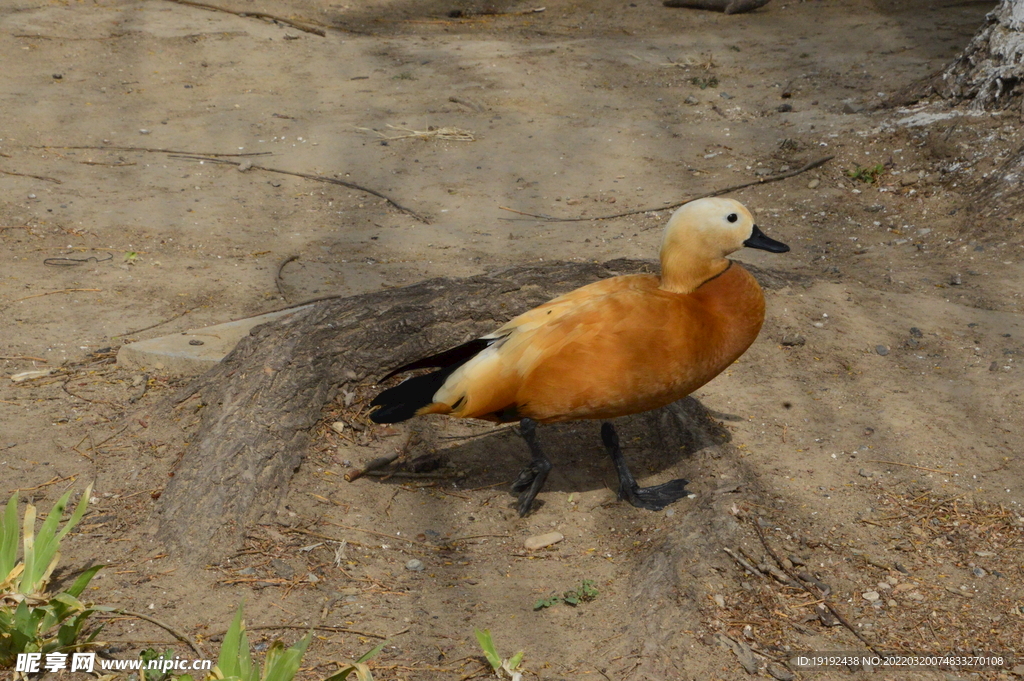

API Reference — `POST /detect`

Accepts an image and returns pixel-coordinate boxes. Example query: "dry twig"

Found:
[169,154,429,223]
[106,609,208,658]
[750,520,883,657]
[162,0,326,36]
[499,155,833,222]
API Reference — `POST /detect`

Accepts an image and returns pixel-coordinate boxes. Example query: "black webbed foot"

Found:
[511,418,552,517]
[601,422,691,511]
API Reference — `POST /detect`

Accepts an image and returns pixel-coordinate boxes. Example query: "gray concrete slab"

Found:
[117,305,313,375]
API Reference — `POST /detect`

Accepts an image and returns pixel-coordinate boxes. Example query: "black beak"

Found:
[743,225,789,253]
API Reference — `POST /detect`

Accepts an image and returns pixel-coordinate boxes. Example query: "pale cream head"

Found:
[661,197,757,260]
[658,197,758,294]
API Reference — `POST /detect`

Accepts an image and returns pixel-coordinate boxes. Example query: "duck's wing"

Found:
[370,274,659,424]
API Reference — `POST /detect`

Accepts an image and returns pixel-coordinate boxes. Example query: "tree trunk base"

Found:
[151,258,793,565]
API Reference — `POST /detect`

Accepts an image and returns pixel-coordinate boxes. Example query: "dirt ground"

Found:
[2,0,1024,679]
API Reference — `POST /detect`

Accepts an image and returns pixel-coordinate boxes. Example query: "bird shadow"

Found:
[419,396,733,510]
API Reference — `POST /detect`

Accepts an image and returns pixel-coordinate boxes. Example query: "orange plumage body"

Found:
[421,262,765,423]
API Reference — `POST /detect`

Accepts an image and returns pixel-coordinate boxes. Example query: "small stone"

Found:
[975,550,996,557]
[719,92,733,99]
[900,175,919,186]
[405,559,425,571]
[842,101,864,114]
[972,566,987,578]
[858,468,874,478]
[907,591,925,601]
[237,567,256,575]
[949,273,962,285]
[990,361,999,372]
[766,661,795,681]
[270,559,295,579]
[777,103,792,113]
[664,508,676,517]
[807,178,819,189]
[887,599,898,608]
[862,591,880,602]
[910,327,923,338]
[307,572,319,584]
[524,531,564,550]
[684,95,699,105]
[713,593,725,608]
[330,421,346,434]
[875,345,889,356]
[139,129,151,134]
[781,334,806,347]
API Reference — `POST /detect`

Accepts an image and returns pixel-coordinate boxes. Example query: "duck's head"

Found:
[659,197,788,293]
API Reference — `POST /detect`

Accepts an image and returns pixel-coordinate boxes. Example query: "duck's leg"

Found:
[509,418,552,517]
[601,422,690,511]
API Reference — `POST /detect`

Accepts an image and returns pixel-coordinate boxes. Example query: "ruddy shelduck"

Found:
[370,197,788,516]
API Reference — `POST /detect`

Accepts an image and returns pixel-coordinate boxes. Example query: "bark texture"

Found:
[938,0,1024,109]
[153,258,790,564]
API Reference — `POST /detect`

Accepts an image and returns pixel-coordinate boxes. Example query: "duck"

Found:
[369,197,788,516]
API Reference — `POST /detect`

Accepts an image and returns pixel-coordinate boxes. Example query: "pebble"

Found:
[777,103,793,113]
[664,508,676,517]
[906,591,925,601]
[807,178,819,189]
[875,345,889,356]
[887,599,898,608]
[684,95,699,105]
[949,273,962,285]
[405,559,425,571]
[910,327,923,338]
[862,591,880,602]
[781,334,806,346]
[524,531,564,550]
[858,468,874,478]
[713,594,725,608]
[972,567,987,578]
[139,129,151,135]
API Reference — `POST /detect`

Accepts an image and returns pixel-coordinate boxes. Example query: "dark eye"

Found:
[727,213,738,223]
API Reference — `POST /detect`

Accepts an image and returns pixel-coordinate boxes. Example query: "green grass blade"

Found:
[53,483,92,545]
[0,493,18,578]
[21,502,37,593]
[262,633,310,681]
[218,602,256,681]
[355,640,387,664]
[30,490,72,574]
[65,564,104,598]
[473,628,501,671]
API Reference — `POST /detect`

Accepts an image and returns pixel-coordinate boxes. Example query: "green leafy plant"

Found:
[175,603,386,681]
[140,647,178,681]
[0,484,108,668]
[533,579,599,610]
[474,628,523,681]
[847,163,885,183]
[1,485,94,597]
[689,75,719,89]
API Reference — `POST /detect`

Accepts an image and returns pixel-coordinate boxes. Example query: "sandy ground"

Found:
[2,0,1024,679]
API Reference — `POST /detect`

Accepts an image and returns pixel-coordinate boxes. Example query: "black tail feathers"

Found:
[369,337,495,424]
